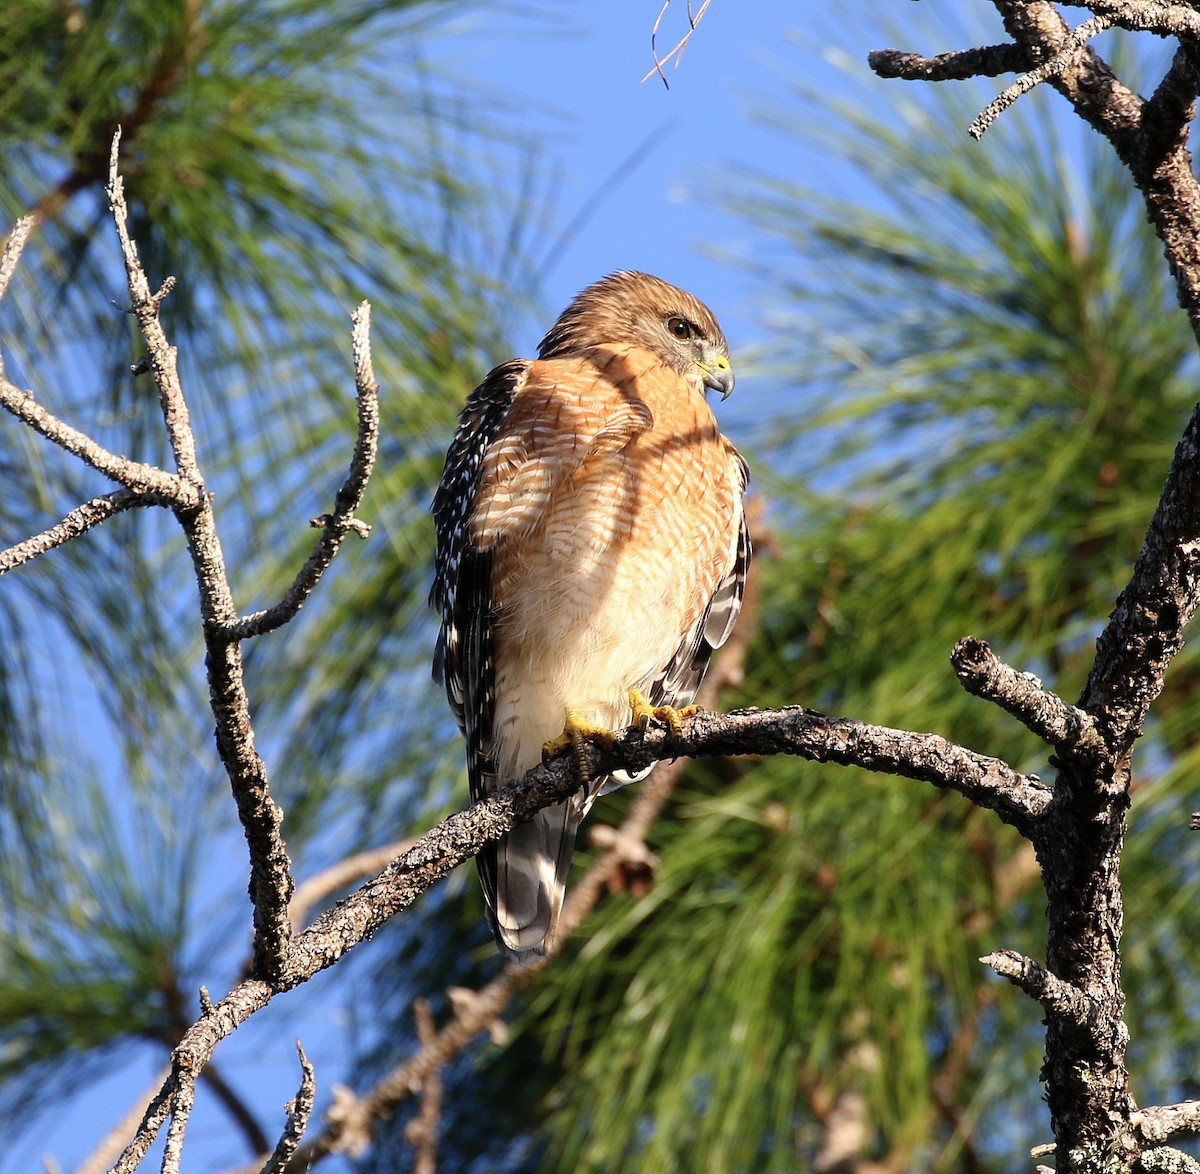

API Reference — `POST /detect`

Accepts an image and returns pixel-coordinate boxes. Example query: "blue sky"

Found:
[434,1,862,351]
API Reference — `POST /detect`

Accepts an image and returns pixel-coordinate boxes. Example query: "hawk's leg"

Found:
[629,686,698,746]
[542,713,617,785]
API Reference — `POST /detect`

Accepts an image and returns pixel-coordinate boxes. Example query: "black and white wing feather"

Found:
[431,360,527,829]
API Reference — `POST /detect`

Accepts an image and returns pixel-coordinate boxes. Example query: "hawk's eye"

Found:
[667,316,698,341]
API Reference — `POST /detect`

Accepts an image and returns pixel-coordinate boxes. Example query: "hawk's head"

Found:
[537,270,735,398]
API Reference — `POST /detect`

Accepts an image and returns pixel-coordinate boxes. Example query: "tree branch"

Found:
[969,14,1114,140]
[104,133,296,983]
[980,950,1097,1025]
[951,636,1107,757]
[869,42,1032,82]
[220,302,380,642]
[0,378,198,505]
[872,8,1200,1162]
[261,1044,315,1174]
[0,488,172,575]
[1134,1102,1200,1146]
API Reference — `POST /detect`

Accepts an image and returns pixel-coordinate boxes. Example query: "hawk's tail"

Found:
[484,798,581,964]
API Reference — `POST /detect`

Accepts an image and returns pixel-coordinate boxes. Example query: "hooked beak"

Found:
[697,351,735,399]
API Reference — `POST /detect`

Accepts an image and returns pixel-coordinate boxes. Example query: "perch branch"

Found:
[118,688,1049,1169]
[288,839,415,932]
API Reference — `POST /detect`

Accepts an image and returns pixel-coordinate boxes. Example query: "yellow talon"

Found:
[542,712,617,784]
[628,687,698,743]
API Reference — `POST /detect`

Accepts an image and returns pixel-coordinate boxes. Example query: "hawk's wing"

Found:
[431,359,527,831]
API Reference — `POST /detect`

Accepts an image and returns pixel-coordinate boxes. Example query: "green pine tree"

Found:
[0,0,537,1162]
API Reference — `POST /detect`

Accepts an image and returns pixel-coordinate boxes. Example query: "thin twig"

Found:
[221,302,380,641]
[261,1043,315,1174]
[0,215,34,302]
[107,130,200,484]
[0,488,172,576]
[0,378,197,504]
[159,1074,194,1174]
[969,15,1114,140]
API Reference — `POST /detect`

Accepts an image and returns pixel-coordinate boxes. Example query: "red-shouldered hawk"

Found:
[432,271,750,962]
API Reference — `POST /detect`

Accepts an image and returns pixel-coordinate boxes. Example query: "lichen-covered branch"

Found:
[220,302,379,642]
[873,4,1200,1165]
[103,133,298,986]
[260,1044,316,1174]
[0,488,172,575]
[951,636,1106,757]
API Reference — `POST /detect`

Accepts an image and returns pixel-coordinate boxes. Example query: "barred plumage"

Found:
[432,271,750,961]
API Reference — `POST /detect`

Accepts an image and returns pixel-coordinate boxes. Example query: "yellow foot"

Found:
[629,687,698,744]
[542,712,617,784]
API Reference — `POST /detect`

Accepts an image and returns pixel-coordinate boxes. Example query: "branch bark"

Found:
[874,5,1200,1167]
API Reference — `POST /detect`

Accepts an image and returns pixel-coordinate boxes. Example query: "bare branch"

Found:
[869,42,1031,82]
[970,15,1114,140]
[1141,44,1200,171]
[159,1072,194,1174]
[951,636,1107,756]
[1134,1102,1200,1145]
[1081,413,1200,759]
[103,135,296,983]
[1058,0,1200,38]
[261,1044,315,1174]
[0,215,34,302]
[72,1067,172,1174]
[106,131,199,484]
[221,302,380,641]
[980,950,1097,1025]
[403,1000,442,1174]
[0,487,173,575]
[0,378,198,504]
[288,839,414,932]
